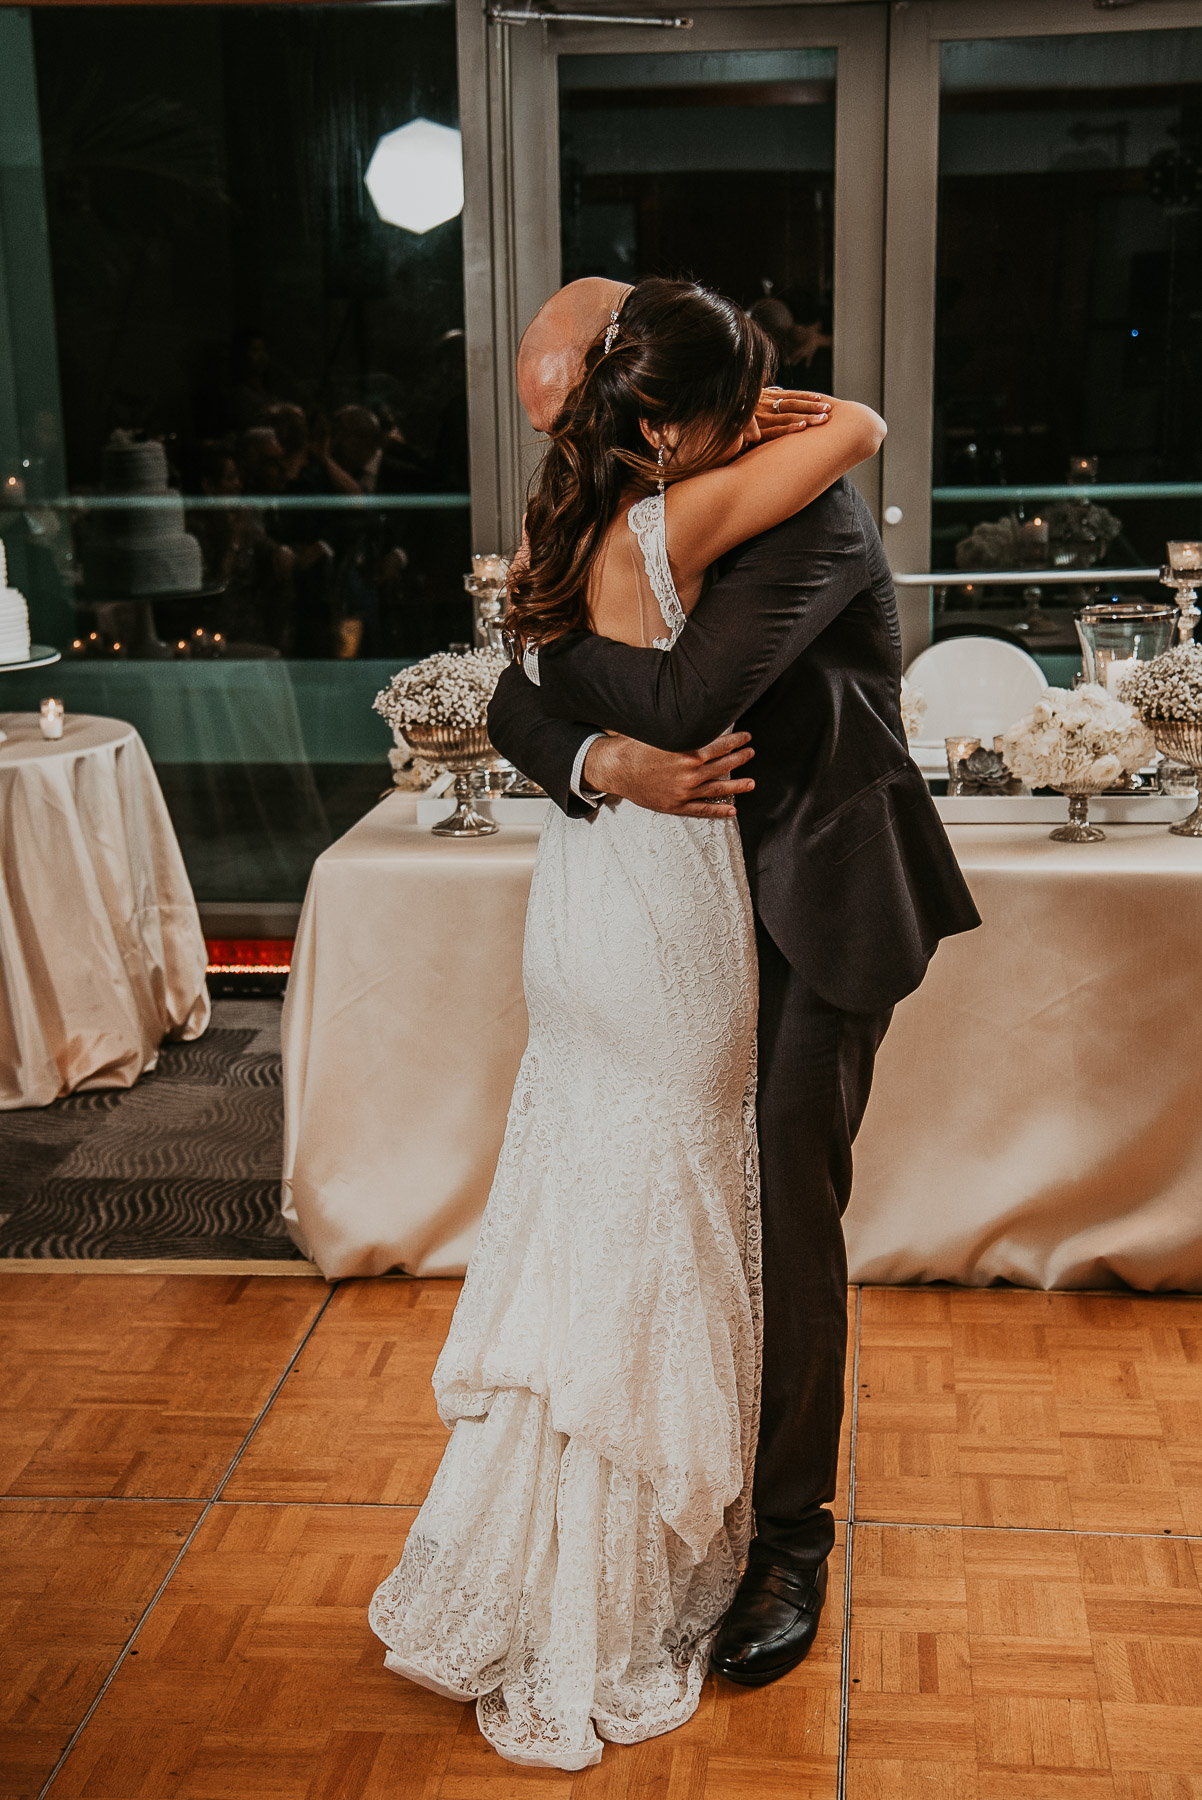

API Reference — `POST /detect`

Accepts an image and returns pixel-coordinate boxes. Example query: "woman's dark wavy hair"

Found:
[507,278,773,647]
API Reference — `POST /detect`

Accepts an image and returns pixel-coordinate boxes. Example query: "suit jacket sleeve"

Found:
[487,659,597,818]
[533,482,867,753]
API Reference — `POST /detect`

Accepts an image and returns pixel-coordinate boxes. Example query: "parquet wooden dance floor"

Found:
[2,1273,1201,1799]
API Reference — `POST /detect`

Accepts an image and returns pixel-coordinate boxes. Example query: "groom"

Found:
[489,279,980,1685]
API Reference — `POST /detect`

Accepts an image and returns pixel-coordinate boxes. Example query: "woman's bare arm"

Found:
[665,399,885,578]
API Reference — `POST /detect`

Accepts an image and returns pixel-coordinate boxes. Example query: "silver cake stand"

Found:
[0,645,60,674]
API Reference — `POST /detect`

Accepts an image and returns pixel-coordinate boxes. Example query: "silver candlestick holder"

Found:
[1160,541,1202,645]
[463,551,544,800]
[464,553,510,650]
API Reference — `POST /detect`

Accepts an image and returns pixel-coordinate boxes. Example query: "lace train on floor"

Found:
[369,799,762,1769]
[368,1386,742,1771]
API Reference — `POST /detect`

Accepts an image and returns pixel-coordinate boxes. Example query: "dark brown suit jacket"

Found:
[488,477,980,1012]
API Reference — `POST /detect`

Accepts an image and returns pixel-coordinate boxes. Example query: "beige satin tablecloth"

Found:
[847,824,1202,1291]
[282,799,1202,1289]
[0,713,210,1108]
[282,797,538,1277]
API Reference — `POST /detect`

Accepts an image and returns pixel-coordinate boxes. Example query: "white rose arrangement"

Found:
[900,678,927,744]
[386,744,439,792]
[1118,644,1202,722]
[373,648,509,734]
[1001,684,1154,792]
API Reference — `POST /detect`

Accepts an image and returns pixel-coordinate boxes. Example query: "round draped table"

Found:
[0,712,210,1108]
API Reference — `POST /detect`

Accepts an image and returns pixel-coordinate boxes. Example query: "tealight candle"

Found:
[945,735,981,777]
[472,552,509,585]
[1105,656,1138,699]
[39,697,64,740]
[1168,541,1202,573]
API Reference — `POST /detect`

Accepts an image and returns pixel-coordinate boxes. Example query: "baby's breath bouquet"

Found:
[1119,643,1202,722]
[1002,684,1154,792]
[373,649,508,736]
[373,650,509,834]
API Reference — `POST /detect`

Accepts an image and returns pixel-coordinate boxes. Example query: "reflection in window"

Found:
[4,2,470,663]
[933,28,1202,599]
[0,3,470,903]
[560,49,836,393]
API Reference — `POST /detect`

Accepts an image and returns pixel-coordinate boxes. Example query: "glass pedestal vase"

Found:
[1050,788,1106,843]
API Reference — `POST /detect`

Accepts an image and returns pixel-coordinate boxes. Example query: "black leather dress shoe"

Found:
[710,1551,829,1686]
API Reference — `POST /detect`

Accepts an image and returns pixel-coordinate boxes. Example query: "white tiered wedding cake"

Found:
[0,542,32,664]
[83,433,203,596]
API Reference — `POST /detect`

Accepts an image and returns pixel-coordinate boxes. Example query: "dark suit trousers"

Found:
[751,917,893,1569]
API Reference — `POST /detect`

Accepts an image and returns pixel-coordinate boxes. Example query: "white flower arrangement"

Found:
[1001,683,1155,792]
[900,678,927,744]
[373,648,508,734]
[387,744,440,791]
[1118,643,1202,722]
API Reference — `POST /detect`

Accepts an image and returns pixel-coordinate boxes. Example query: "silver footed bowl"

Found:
[401,721,504,774]
[1150,719,1202,837]
[1050,782,1110,844]
[400,720,504,839]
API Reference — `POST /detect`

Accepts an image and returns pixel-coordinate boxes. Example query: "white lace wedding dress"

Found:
[369,493,762,1771]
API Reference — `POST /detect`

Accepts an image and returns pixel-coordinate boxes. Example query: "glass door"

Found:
[884,0,1202,665]
[471,5,887,547]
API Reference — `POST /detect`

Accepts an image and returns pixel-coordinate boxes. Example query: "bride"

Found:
[369,277,885,1769]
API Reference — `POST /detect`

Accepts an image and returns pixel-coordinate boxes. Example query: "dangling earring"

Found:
[656,444,666,498]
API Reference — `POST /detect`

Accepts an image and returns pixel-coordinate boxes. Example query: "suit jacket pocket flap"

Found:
[810,765,923,866]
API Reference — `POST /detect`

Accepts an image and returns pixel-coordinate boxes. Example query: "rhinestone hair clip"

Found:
[602,308,621,355]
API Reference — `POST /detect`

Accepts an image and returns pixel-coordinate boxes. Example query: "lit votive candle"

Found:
[1168,541,1202,574]
[945,735,980,777]
[39,697,65,740]
[472,552,509,585]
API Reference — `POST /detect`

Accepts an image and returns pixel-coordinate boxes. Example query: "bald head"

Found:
[517,277,633,433]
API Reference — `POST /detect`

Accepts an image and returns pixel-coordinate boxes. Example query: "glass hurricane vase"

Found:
[401,722,504,838]
[1149,720,1202,837]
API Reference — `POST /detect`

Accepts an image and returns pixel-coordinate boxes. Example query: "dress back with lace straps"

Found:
[521,490,684,685]
[627,492,686,650]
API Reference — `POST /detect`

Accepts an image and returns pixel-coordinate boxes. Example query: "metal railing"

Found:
[894,567,1160,587]
[933,483,1202,503]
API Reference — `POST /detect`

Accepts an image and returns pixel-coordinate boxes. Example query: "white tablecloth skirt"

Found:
[0,713,210,1108]
[282,798,1202,1291]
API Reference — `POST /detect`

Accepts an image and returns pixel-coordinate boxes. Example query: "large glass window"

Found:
[560,49,836,387]
[930,28,1202,654]
[0,2,469,905]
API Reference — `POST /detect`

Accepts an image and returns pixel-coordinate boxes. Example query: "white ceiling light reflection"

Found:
[364,118,464,235]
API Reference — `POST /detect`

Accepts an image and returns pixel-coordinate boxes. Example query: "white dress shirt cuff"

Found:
[570,732,606,805]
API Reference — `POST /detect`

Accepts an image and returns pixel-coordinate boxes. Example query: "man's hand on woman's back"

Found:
[583,731,755,819]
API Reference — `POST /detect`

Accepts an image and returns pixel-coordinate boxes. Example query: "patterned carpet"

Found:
[0,999,305,1260]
